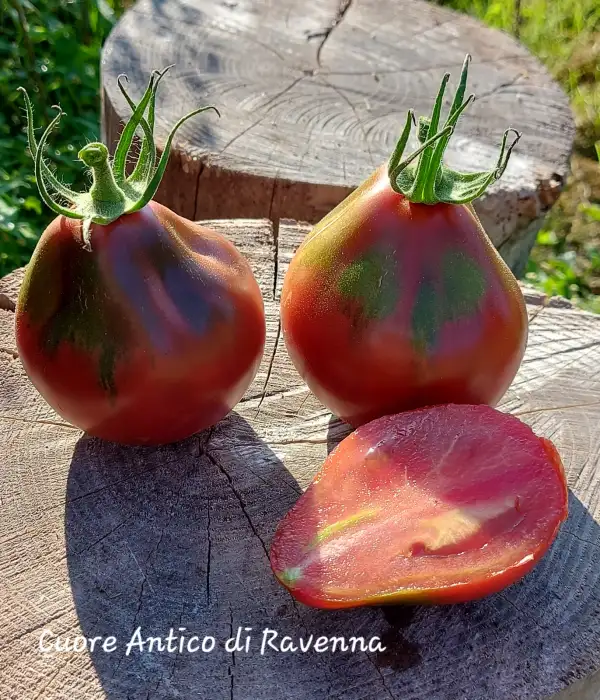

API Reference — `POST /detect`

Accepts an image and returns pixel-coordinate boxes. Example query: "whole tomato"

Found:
[281,56,528,427]
[16,69,265,445]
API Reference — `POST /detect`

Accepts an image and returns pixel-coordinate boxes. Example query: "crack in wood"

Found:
[218,115,270,156]
[496,592,546,631]
[514,401,600,417]
[131,579,147,637]
[267,179,280,301]
[270,436,332,446]
[108,578,147,682]
[563,530,600,551]
[218,76,305,157]
[208,445,303,496]
[166,606,185,685]
[75,515,135,556]
[475,74,525,101]
[126,541,155,594]
[31,666,62,700]
[0,413,79,431]
[206,490,212,605]
[4,609,70,645]
[523,340,600,364]
[528,303,547,324]
[65,462,170,505]
[190,158,205,222]
[293,389,313,417]
[366,651,396,700]
[260,75,306,113]
[242,381,307,404]
[254,320,282,420]
[204,434,270,560]
[308,0,353,69]
[147,528,165,579]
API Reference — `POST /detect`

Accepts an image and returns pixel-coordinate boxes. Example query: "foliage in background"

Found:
[581,144,600,223]
[0,0,125,277]
[0,0,599,312]
[436,0,600,312]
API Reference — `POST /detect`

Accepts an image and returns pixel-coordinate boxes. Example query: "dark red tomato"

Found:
[16,201,265,444]
[17,69,266,444]
[270,405,568,609]
[281,57,528,427]
[281,165,528,427]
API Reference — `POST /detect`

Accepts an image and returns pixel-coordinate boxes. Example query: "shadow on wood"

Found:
[64,409,426,698]
[65,412,303,698]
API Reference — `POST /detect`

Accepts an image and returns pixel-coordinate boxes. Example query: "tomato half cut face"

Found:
[270,405,568,609]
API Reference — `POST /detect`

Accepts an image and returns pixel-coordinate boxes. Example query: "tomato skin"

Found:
[270,405,568,609]
[15,201,265,444]
[281,165,528,426]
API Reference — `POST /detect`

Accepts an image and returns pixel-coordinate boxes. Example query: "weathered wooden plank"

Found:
[101,0,574,275]
[0,219,598,700]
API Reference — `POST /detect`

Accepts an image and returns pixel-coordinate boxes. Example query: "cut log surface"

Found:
[101,0,575,275]
[1,219,599,700]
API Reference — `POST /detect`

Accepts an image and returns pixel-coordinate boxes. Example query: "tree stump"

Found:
[101,0,574,275]
[1,219,599,700]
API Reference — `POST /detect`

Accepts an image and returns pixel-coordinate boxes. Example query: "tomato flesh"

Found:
[16,201,265,445]
[281,165,528,427]
[270,405,568,608]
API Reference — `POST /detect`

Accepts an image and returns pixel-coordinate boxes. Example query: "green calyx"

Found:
[387,54,521,205]
[18,66,220,247]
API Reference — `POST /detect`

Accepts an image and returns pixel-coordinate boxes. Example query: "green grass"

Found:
[437,0,600,312]
[0,0,126,277]
[0,0,599,313]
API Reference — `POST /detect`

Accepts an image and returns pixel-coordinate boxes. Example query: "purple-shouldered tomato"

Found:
[16,69,265,445]
[281,56,528,427]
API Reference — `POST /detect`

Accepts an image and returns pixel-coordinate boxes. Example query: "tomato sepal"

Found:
[17,69,220,240]
[388,54,521,205]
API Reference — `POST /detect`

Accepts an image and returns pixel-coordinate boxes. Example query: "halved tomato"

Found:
[270,404,568,609]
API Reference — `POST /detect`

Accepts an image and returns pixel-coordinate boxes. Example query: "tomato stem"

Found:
[387,54,522,205]
[78,143,126,222]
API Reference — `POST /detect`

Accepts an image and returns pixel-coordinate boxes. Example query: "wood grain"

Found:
[101,0,575,276]
[0,219,599,700]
